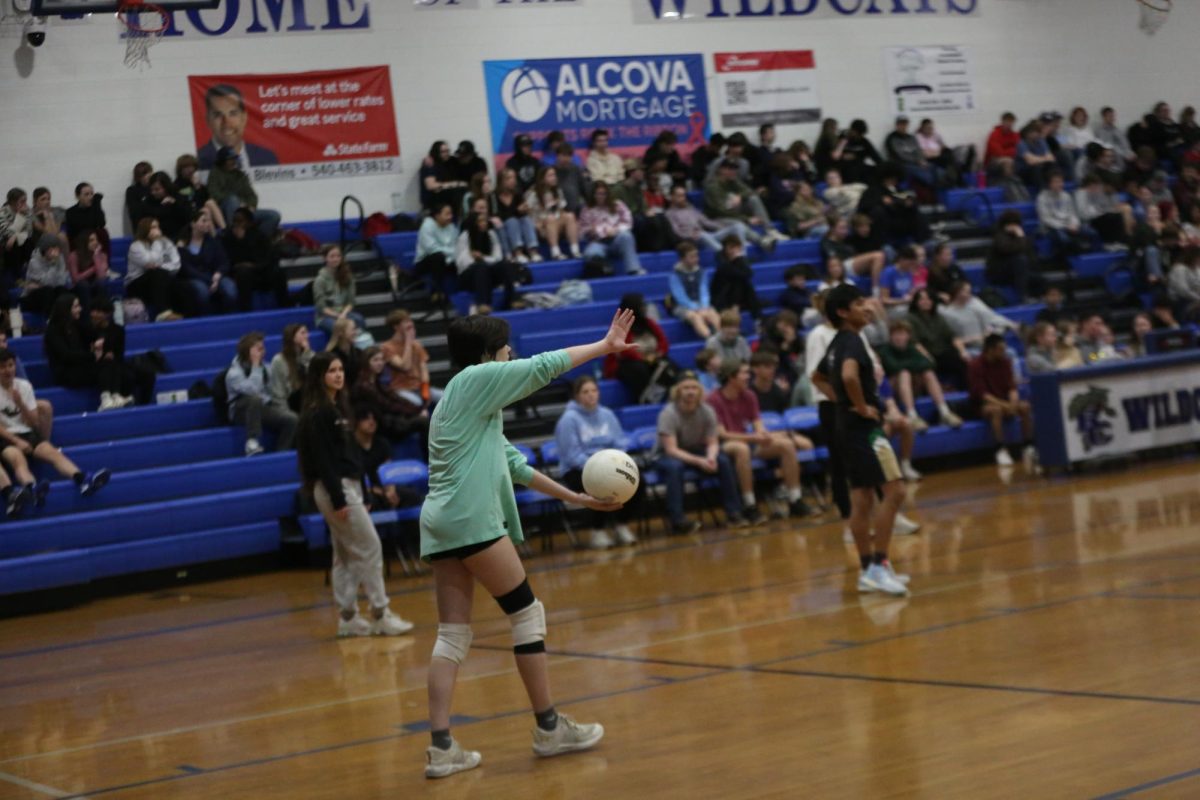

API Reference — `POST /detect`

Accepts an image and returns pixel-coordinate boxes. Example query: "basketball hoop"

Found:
[117,1,169,70]
[1136,0,1170,35]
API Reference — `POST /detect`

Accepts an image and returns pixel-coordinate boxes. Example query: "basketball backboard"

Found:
[31,0,219,14]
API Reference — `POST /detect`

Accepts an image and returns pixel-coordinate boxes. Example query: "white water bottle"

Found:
[9,307,23,339]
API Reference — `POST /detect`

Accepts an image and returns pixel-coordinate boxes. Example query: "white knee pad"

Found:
[431,623,473,665]
[509,599,546,648]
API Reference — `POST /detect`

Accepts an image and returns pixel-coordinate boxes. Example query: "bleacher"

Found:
[0,182,1157,603]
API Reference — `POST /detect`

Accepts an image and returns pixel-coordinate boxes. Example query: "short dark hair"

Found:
[759,122,775,136]
[897,245,919,262]
[89,297,112,314]
[783,264,807,283]
[750,350,778,368]
[205,83,245,112]
[676,240,698,257]
[1101,106,1114,115]
[571,375,598,397]
[556,142,574,157]
[0,349,14,366]
[589,128,610,144]
[1046,169,1065,182]
[983,333,1006,352]
[430,201,454,218]
[721,233,742,249]
[74,182,92,197]
[849,119,868,135]
[823,283,863,328]
[447,315,510,369]
[717,359,745,384]
[32,187,49,202]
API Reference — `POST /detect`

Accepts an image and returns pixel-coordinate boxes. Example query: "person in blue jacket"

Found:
[668,241,720,338]
[554,375,646,549]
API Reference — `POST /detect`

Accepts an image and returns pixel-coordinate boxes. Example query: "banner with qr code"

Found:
[713,50,820,129]
[883,45,977,116]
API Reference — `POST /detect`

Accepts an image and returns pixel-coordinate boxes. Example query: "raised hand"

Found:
[603,308,637,354]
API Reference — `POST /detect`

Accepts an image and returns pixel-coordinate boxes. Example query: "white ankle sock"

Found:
[786,487,802,503]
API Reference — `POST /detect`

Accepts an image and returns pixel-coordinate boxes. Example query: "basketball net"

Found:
[1137,0,1170,35]
[118,2,168,70]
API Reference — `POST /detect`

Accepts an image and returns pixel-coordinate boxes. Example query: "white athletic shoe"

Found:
[532,713,605,757]
[118,394,136,408]
[513,252,529,264]
[894,513,921,536]
[858,563,909,596]
[245,438,264,457]
[425,739,482,779]
[613,524,637,545]
[589,529,614,549]
[371,609,414,636]
[882,559,911,585]
[98,392,117,412]
[1022,445,1039,473]
[337,614,372,638]
[569,244,582,259]
[907,413,929,433]
[995,447,1014,467]
[530,251,544,263]
[900,460,923,482]
[940,408,964,428]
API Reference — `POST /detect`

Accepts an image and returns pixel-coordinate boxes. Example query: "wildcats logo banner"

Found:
[482,53,710,166]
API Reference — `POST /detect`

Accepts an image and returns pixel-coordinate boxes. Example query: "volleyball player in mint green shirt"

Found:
[420,309,634,779]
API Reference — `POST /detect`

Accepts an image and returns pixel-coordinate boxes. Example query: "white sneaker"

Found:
[550,247,565,260]
[858,563,909,596]
[468,304,479,316]
[569,244,582,259]
[245,438,264,457]
[371,609,415,636]
[940,408,963,428]
[882,559,911,585]
[119,394,136,408]
[995,447,1014,467]
[530,251,544,263]
[894,513,921,536]
[900,461,922,482]
[626,265,647,276]
[532,712,604,757]
[613,524,637,545]
[1022,445,1039,473]
[425,739,482,779]
[589,528,613,549]
[907,413,929,433]
[337,614,372,638]
[770,229,791,242]
[98,392,116,412]
[513,253,529,264]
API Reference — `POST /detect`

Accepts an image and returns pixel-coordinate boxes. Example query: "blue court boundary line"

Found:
[1090,765,1200,799]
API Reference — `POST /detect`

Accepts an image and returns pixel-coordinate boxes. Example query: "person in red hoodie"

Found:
[985,112,1020,177]
[603,293,673,404]
[969,333,1036,470]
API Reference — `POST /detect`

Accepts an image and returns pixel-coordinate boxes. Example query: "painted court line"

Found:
[0,769,74,798]
[1091,765,1200,799]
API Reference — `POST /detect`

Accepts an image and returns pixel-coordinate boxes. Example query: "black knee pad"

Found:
[494,579,535,615]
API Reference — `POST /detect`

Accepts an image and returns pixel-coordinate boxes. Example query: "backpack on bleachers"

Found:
[211,369,230,424]
[121,298,149,325]
[362,212,393,239]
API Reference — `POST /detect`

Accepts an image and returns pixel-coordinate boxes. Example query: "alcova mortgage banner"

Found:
[483,53,710,166]
[187,66,401,182]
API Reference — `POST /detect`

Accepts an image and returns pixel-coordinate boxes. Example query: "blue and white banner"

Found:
[483,53,709,167]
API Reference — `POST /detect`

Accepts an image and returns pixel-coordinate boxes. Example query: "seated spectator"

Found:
[124,161,154,232]
[380,309,440,411]
[579,182,644,276]
[847,212,891,261]
[1061,107,1097,162]
[1122,146,1159,193]
[29,187,67,250]
[926,242,967,302]
[778,265,810,318]
[877,319,962,431]
[449,140,487,187]
[879,245,926,315]
[1172,163,1200,223]
[1075,143,1123,189]
[643,129,688,185]
[703,160,787,246]
[665,185,764,252]
[985,210,1038,301]
[689,132,727,186]
[968,334,1035,469]
[813,118,844,177]
[1054,320,1085,369]
[221,207,290,311]
[268,323,311,411]
[1094,106,1134,168]
[21,234,71,316]
[747,122,780,186]
[552,143,589,214]
[539,131,568,166]
[420,140,468,215]
[206,148,280,238]
[227,331,297,456]
[709,361,813,519]
[350,406,421,513]
[654,371,743,532]
[612,159,675,253]
[705,309,750,366]
[1,188,34,278]
[940,281,1018,355]
[917,118,966,185]
[179,210,236,316]
[525,167,582,260]
[1024,321,1062,374]
[1016,121,1057,188]
[67,229,109,308]
[858,163,932,246]
[603,293,673,404]
[839,119,883,185]
[1127,312,1155,358]
[669,242,719,338]
[126,217,183,320]
[1181,106,1200,148]
[586,129,624,186]
[785,181,828,240]
[1037,170,1091,256]
[313,244,366,336]
[554,375,645,549]
[906,288,969,388]
[755,311,806,402]
[0,330,47,435]
[503,133,541,194]
[43,294,128,411]
[88,298,157,406]
[985,111,1020,176]
[1167,247,1200,320]
[748,350,813,446]
[173,154,225,230]
[763,151,803,219]
[822,168,867,219]
[784,140,818,185]
[463,172,491,219]
[351,347,428,447]
[454,210,517,315]
[694,347,721,392]
[1075,174,1134,245]
[992,156,1032,203]
[413,202,458,300]
[706,132,753,183]
[0,348,109,509]
[65,182,108,252]
[1034,285,1070,325]
[143,172,194,242]
[1147,101,1185,162]
[885,115,943,188]
[710,235,761,318]
[821,215,885,290]
[1041,112,1075,175]
[491,167,541,264]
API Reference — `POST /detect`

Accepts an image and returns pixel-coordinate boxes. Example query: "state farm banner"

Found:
[483,53,709,166]
[188,66,400,183]
[714,50,820,128]
[1059,363,1200,463]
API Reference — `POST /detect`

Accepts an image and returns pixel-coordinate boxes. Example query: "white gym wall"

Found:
[0,0,1188,226]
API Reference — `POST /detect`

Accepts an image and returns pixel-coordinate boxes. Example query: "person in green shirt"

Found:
[420,309,633,779]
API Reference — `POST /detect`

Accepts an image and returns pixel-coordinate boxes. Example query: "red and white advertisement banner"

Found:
[713,50,821,128]
[188,65,400,183]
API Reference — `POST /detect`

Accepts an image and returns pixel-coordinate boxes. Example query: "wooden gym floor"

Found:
[2,459,1199,799]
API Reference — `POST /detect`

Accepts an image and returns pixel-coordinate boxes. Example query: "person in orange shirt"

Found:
[379,308,442,409]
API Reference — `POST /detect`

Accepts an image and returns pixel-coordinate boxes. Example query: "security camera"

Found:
[24,16,46,48]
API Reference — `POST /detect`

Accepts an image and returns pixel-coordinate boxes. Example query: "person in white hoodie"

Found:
[22,234,71,315]
[126,217,183,320]
[226,331,298,456]
[553,376,644,549]
[454,206,516,315]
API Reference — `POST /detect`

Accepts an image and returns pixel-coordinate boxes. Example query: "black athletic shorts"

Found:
[427,536,505,562]
[13,431,43,450]
[838,417,901,489]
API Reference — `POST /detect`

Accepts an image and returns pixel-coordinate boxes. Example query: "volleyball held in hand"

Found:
[582,449,640,505]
